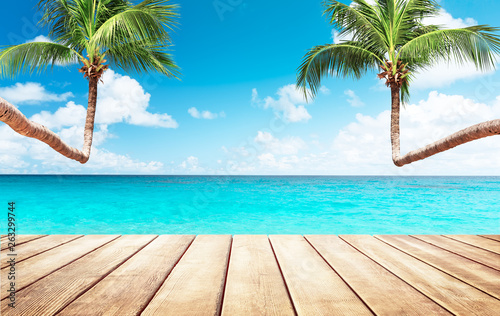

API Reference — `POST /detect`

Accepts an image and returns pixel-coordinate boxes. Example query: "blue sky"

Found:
[1,0,500,175]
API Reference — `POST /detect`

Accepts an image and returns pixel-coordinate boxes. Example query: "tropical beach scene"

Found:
[1,0,499,315]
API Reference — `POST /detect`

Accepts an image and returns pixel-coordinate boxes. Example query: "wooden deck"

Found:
[1,234,499,315]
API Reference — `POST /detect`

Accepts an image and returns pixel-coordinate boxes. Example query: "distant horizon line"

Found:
[0,174,499,177]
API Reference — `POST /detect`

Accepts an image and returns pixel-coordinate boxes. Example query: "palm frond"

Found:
[0,42,80,78]
[90,0,178,52]
[394,0,440,46]
[398,25,500,71]
[324,0,388,49]
[297,42,384,99]
[106,42,179,78]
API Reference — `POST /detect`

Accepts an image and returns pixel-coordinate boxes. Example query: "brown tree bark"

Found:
[0,96,89,163]
[390,87,500,167]
[82,77,99,161]
[0,77,100,164]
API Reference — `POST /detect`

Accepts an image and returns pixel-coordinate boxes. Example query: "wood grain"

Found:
[412,235,500,271]
[270,235,373,316]
[480,235,500,242]
[58,235,194,316]
[142,235,232,316]
[0,235,83,269]
[0,235,155,316]
[221,235,295,316]
[377,235,500,299]
[445,235,500,254]
[341,235,500,315]
[306,235,451,315]
[0,235,118,300]
[0,235,46,251]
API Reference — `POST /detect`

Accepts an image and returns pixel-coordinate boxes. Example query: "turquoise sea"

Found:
[1,176,499,235]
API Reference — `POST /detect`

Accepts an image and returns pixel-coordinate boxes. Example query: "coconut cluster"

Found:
[377,60,409,88]
[79,54,109,81]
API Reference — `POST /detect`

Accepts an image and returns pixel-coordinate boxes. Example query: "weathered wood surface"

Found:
[1,235,499,316]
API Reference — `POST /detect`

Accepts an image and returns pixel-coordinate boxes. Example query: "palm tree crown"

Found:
[298,0,500,103]
[1,0,179,80]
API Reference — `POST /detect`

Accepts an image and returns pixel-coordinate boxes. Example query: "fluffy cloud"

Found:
[253,84,312,123]
[0,70,178,173]
[188,107,226,119]
[423,8,477,29]
[223,92,500,175]
[344,89,364,107]
[332,91,500,174]
[254,131,307,155]
[0,82,73,104]
[179,156,205,173]
[26,35,52,43]
[96,70,178,128]
[320,86,331,95]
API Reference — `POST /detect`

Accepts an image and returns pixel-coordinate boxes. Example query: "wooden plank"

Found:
[306,235,451,315]
[269,235,373,316]
[341,235,500,315]
[142,235,232,316]
[0,235,83,269]
[221,235,295,316]
[413,235,500,271]
[377,235,500,299]
[0,235,47,251]
[445,235,500,254]
[0,235,118,300]
[58,235,194,316]
[0,235,156,316]
[480,235,500,242]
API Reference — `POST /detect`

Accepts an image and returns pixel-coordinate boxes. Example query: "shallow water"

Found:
[1,175,499,234]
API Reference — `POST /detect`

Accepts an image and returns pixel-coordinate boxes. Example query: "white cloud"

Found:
[179,156,205,173]
[344,89,364,107]
[26,35,53,43]
[30,101,86,129]
[253,84,312,123]
[0,71,178,173]
[423,8,477,29]
[96,70,178,128]
[332,91,500,174]
[0,82,73,105]
[223,92,500,175]
[320,86,331,95]
[254,131,307,155]
[188,107,225,119]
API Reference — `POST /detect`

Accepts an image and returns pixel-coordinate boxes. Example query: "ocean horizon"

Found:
[2,175,498,235]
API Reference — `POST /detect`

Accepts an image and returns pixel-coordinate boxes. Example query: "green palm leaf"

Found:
[297,43,384,99]
[0,42,80,78]
[398,26,500,71]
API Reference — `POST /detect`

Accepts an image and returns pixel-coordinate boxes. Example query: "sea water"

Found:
[0,175,498,234]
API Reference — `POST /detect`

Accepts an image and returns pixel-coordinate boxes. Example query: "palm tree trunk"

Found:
[390,86,402,166]
[0,96,89,163]
[82,77,99,162]
[390,87,500,167]
[0,78,100,164]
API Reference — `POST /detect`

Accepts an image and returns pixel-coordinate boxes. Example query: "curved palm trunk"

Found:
[390,87,500,167]
[0,77,99,164]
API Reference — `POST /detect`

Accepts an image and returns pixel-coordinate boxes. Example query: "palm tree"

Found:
[0,0,179,164]
[297,0,500,167]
